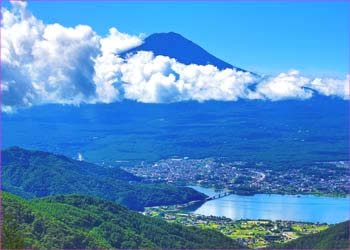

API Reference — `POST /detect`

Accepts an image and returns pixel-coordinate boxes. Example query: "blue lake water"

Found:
[188,186,349,224]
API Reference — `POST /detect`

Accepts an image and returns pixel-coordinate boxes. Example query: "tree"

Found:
[2,213,25,249]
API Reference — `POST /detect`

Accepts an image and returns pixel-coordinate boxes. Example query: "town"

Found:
[143,204,329,248]
[123,158,349,196]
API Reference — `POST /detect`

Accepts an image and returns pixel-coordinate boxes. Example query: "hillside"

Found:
[273,221,349,249]
[2,192,243,248]
[2,147,207,210]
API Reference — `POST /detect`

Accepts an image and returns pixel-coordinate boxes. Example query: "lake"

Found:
[188,186,349,224]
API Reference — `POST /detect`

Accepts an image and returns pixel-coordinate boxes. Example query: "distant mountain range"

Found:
[122,32,250,73]
[2,147,207,211]
[3,97,347,166]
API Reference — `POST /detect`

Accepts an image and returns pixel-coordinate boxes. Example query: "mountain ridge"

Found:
[2,147,207,211]
[122,32,250,73]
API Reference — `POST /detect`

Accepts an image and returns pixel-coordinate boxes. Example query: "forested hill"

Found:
[2,192,243,249]
[3,146,140,182]
[2,147,207,210]
[273,220,349,249]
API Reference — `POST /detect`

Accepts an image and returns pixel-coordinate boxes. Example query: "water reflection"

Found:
[188,186,350,224]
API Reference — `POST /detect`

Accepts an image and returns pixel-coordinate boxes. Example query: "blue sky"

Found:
[3,1,348,77]
[6,0,347,78]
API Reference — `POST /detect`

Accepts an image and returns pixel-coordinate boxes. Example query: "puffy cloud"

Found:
[93,28,143,103]
[100,27,142,55]
[2,1,100,110]
[31,23,100,103]
[255,71,349,101]
[255,70,313,101]
[1,2,348,112]
[309,76,349,100]
[2,1,44,112]
[118,52,258,103]
[96,51,349,103]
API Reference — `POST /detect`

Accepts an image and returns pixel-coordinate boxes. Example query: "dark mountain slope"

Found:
[3,96,347,166]
[2,147,207,210]
[2,192,244,249]
[122,32,248,72]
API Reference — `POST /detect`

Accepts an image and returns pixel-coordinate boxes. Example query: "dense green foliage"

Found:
[2,192,243,248]
[274,221,349,249]
[2,212,25,249]
[2,147,207,210]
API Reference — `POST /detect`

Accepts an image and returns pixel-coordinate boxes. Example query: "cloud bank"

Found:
[2,2,348,112]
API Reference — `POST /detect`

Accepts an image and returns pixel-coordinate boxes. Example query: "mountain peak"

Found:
[122,32,248,72]
[146,32,186,40]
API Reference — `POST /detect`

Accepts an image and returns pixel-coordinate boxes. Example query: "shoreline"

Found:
[187,184,350,199]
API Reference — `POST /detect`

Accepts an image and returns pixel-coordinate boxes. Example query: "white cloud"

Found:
[255,70,313,101]
[1,2,348,112]
[255,70,349,101]
[309,76,349,100]
[119,52,258,103]
[2,2,100,109]
[101,27,142,55]
[93,28,143,103]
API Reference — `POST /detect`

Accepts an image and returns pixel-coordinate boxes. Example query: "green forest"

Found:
[273,220,349,249]
[2,147,206,211]
[2,192,243,248]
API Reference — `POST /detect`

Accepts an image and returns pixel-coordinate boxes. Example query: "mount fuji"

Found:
[122,32,250,73]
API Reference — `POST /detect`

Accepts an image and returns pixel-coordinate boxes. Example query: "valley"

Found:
[143,205,330,248]
[123,157,349,197]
